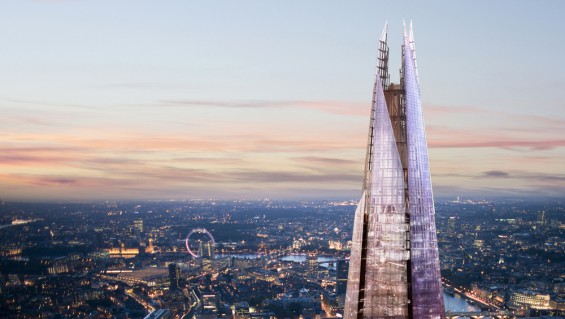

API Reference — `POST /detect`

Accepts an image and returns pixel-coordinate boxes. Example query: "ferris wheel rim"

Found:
[185,228,215,258]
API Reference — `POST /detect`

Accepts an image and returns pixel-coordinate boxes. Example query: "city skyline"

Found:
[1,1,565,201]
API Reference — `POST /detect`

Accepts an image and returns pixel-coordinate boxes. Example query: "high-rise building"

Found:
[447,217,457,234]
[206,242,215,259]
[537,211,546,225]
[134,218,143,233]
[199,241,215,259]
[344,22,445,319]
[336,259,349,295]
[169,263,181,290]
[306,253,318,274]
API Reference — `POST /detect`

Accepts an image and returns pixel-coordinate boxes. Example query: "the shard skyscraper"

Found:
[344,22,445,319]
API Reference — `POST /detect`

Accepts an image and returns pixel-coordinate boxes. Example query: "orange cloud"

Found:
[161,99,368,116]
[427,125,565,150]
[1,97,564,201]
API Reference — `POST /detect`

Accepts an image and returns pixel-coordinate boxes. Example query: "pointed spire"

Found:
[402,19,419,87]
[408,20,416,55]
[377,22,390,89]
[408,19,419,84]
[380,21,388,43]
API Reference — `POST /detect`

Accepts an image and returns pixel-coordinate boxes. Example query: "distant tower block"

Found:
[169,263,180,290]
[199,241,205,257]
[205,241,215,259]
[336,259,349,295]
[307,253,317,273]
[134,218,143,233]
[537,211,546,225]
[344,22,445,319]
[448,217,456,233]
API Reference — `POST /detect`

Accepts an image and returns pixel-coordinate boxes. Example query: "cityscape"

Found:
[0,198,563,318]
[1,1,565,319]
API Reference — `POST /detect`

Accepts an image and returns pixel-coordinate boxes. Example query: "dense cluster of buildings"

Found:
[0,198,562,318]
[437,200,564,315]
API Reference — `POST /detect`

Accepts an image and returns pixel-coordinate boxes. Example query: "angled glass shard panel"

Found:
[345,70,409,319]
[403,28,445,319]
[344,192,365,319]
[363,71,409,319]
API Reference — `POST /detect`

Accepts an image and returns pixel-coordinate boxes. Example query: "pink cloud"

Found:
[161,99,368,116]
[426,123,565,150]
[425,104,565,128]
[429,137,565,150]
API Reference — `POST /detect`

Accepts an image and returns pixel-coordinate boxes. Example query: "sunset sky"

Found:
[1,1,564,201]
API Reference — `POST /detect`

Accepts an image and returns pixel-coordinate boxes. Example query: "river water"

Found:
[443,292,481,312]
[217,254,480,312]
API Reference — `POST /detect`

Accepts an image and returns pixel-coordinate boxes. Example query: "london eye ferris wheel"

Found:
[185,228,215,258]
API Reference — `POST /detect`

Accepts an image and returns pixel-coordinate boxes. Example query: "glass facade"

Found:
[344,23,445,319]
[403,25,445,319]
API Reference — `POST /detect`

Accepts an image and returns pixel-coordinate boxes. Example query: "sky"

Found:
[1,1,564,202]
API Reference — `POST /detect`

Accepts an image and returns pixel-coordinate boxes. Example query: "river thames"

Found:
[443,292,481,312]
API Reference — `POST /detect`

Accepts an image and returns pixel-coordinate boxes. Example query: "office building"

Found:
[336,260,349,296]
[169,263,181,290]
[344,22,445,319]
